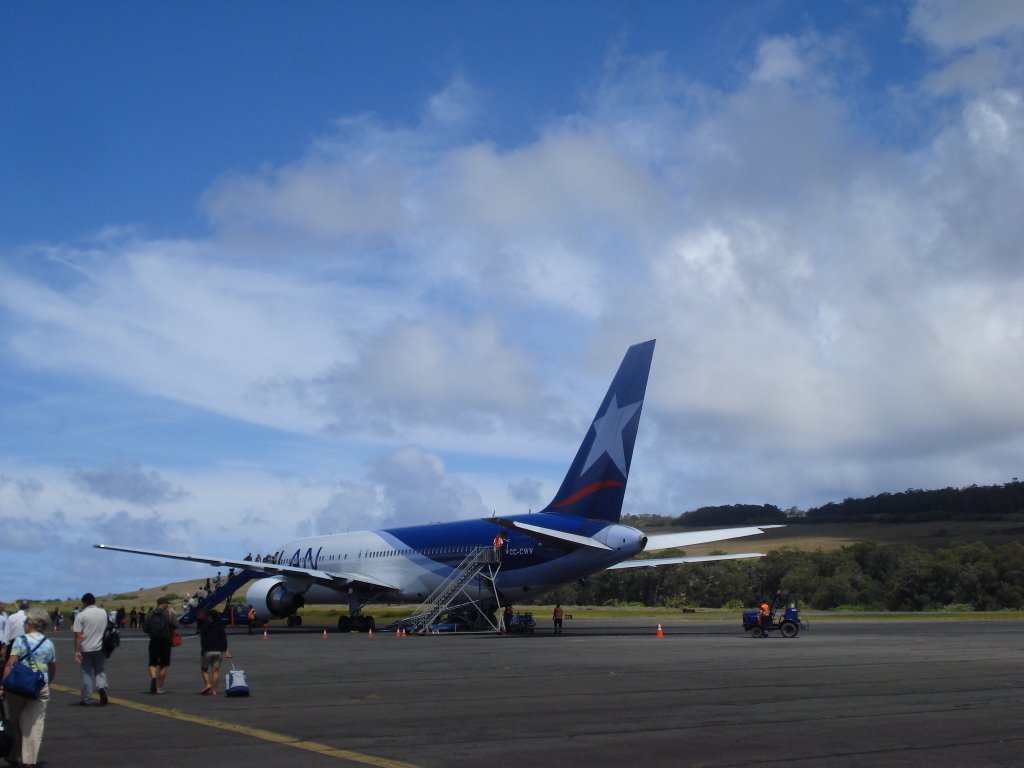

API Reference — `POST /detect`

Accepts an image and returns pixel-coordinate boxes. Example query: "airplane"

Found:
[96,339,778,632]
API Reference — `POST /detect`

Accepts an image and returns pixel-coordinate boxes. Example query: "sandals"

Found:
[200,687,212,695]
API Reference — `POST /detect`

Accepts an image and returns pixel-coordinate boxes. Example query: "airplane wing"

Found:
[608,552,766,569]
[643,525,784,552]
[93,544,398,591]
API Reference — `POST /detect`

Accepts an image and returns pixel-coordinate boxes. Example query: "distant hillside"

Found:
[673,503,787,527]
[623,480,1024,529]
[804,481,1024,523]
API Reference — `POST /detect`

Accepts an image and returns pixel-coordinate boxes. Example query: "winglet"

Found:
[541,340,655,523]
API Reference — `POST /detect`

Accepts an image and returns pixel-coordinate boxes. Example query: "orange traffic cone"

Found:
[367,627,374,638]
[262,628,269,640]
[322,628,328,639]
[656,623,664,638]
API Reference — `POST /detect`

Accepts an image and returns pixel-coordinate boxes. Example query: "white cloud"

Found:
[911,1,1024,97]
[71,458,189,505]
[910,0,1024,51]
[753,36,806,83]
[316,317,544,435]
[302,445,486,533]
[921,44,1016,94]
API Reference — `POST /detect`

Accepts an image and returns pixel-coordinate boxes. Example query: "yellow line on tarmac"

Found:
[49,684,419,768]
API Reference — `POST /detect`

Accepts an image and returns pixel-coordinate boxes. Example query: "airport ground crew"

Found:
[552,603,564,635]
[759,601,771,637]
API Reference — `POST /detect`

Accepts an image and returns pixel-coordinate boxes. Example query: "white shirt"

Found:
[73,604,108,653]
[0,612,7,641]
[3,609,26,645]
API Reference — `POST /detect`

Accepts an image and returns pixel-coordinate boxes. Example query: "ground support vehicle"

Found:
[504,612,536,635]
[742,593,807,638]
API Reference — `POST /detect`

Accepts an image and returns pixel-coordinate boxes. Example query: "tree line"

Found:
[553,540,1024,611]
[658,480,1024,528]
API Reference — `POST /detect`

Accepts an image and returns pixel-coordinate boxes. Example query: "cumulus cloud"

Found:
[911,0,1024,96]
[910,0,1024,51]
[314,317,549,437]
[304,445,486,533]
[71,459,189,506]
[0,505,203,600]
[507,478,544,508]
[0,475,44,506]
[752,36,806,83]
[367,446,486,525]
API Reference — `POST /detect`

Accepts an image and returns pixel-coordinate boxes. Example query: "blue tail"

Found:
[541,340,655,523]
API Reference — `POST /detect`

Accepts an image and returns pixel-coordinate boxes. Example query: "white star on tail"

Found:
[580,395,641,476]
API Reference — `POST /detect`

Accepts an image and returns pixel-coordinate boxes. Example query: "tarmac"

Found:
[25,617,1024,768]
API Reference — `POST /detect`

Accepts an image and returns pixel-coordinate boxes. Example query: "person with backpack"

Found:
[72,592,109,706]
[198,610,231,695]
[1,607,57,768]
[143,597,177,695]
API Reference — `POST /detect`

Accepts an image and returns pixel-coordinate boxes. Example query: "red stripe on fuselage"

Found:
[554,480,624,508]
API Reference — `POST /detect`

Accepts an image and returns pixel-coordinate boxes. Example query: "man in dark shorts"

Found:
[144,596,178,694]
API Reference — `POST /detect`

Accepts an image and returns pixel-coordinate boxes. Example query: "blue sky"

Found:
[2,1,1024,600]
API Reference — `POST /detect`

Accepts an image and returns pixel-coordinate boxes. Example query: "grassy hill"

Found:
[667,518,1024,557]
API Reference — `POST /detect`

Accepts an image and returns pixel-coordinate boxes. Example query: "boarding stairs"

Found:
[404,546,503,633]
[178,569,260,625]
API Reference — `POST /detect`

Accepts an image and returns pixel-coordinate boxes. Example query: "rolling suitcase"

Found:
[225,662,250,697]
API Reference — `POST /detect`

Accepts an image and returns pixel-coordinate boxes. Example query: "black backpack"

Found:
[101,621,120,658]
[144,608,169,639]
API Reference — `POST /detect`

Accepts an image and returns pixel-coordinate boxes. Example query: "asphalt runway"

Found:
[27,618,1024,768]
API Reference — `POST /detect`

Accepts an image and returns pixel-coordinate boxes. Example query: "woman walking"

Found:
[1,607,57,768]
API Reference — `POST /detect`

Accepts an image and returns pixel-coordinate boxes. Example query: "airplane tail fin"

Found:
[540,340,655,523]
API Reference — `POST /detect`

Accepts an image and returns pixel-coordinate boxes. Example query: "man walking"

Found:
[73,592,109,706]
[144,596,177,694]
[4,599,29,659]
[199,610,231,695]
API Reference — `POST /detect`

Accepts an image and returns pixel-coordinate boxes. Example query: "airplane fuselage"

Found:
[249,513,647,616]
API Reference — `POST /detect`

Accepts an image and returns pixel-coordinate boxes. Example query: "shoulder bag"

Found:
[1,637,47,699]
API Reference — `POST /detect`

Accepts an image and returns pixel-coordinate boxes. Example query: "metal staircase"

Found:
[404,546,503,633]
[178,569,258,625]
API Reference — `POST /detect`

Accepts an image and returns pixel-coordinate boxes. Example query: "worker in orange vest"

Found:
[759,601,771,637]
[492,532,505,560]
[552,603,564,635]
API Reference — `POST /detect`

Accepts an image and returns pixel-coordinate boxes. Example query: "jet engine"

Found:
[245,577,306,620]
